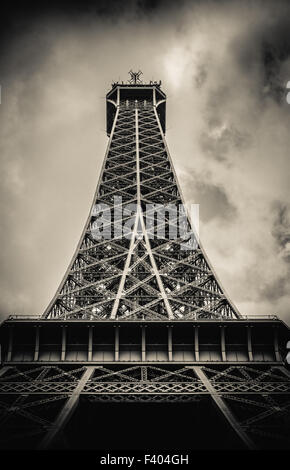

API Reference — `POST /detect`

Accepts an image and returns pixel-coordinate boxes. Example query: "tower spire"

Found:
[128,69,143,84]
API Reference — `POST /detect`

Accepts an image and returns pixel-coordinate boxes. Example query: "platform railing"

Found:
[6,314,279,321]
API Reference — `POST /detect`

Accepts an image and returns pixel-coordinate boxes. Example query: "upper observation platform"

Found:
[106,70,166,135]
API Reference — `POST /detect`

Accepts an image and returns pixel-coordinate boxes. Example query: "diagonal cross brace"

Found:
[193,366,256,450]
[38,366,95,449]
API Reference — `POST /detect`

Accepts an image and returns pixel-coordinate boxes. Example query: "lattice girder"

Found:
[0,364,290,449]
[43,99,239,321]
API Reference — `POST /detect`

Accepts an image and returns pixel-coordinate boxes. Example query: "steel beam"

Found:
[61,326,66,361]
[34,326,40,361]
[194,326,199,361]
[274,327,281,362]
[7,326,13,362]
[115,326,120,361]
[193,366,256,449]
[88,326,93,361]
[247,326,253,362]
[168,326,173,361]
[220,326,226,362]
[0,366,10,378]
[141,326,146,362]
[38,366,95,449]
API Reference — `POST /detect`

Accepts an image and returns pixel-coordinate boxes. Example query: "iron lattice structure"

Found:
[0,75,290,450]
[44,93,239,321]
[0,364,290,450]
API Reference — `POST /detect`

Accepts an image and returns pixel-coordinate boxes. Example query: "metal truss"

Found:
[2,82,289,451]
[85,394,201,403]
[43,100,239,321]
[0,364,289,449]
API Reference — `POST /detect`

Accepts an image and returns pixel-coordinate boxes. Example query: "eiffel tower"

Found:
[0,72,290,451]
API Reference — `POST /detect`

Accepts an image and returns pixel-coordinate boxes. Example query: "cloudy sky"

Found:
[0,0,290,324]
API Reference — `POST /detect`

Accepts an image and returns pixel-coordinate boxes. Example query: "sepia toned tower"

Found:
[0,72,290,450]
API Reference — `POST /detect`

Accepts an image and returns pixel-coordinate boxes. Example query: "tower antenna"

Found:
[128,70,143,84]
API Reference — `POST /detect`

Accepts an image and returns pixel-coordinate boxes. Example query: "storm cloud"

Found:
[0,0,290,324]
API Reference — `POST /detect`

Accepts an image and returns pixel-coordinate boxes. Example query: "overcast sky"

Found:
[0,0,290,324]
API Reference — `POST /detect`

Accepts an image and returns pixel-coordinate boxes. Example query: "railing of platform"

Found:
[6,314,279,321]
[241,314,278,320]
[7,315,42,320]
